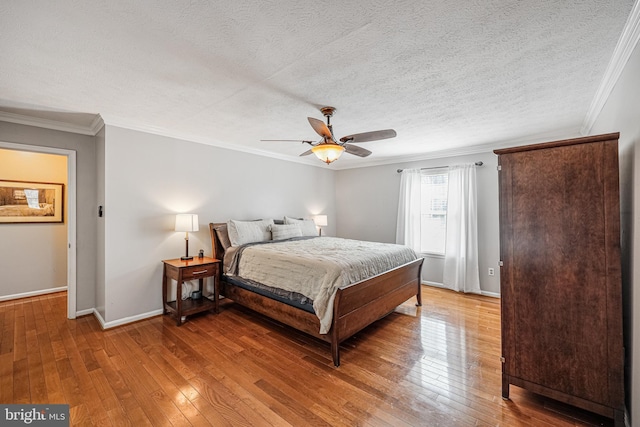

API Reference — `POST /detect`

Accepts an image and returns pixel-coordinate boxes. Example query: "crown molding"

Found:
[89,114,105,134]
[581,0,640,135]
[0,110,103,136]
[100,115,327,169]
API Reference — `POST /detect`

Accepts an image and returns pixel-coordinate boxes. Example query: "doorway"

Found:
[0,141,77,318]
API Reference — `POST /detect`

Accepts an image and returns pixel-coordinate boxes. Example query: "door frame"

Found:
[0,141,77,318]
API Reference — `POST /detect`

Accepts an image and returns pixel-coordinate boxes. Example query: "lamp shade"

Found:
[311,144,345,164]
[175,214,199,232]
[313,215,328,227]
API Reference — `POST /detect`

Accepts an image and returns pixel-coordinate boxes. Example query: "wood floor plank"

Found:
[88,368,130,422]
[131,344,213,426]
[105,407,134,427]
[0,303,15,356]
[12,357,30,403]
[189,395,236,427]
[191,369,268,426]
[0,352,14,402]
[194,337,325,426]
[115,361,175,427]
[12,303,27,362]
[232,349,344,426]
[0,287,617,426]
[205,363,295,427]
[26,345,48,402]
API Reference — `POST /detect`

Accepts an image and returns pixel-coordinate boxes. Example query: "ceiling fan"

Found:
[261,106,397,164]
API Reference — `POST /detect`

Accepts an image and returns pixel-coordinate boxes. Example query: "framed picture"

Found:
[0,180,64,223]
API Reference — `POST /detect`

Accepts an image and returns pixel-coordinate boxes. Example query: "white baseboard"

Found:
[481,290,500,298]
[0,286,67,302]
[423,280,447,288]
[422,281,500,298]
[92,309,106,329]
[75,308,95,317]
[91,308,164,330]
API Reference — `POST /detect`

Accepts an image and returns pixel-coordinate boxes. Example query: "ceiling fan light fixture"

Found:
[261,106,395,161]
[311,144,345,164]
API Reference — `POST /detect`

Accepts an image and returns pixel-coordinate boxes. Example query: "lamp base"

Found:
[180,256,193,261]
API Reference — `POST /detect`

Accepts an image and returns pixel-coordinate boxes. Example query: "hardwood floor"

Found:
[0,286,615,426]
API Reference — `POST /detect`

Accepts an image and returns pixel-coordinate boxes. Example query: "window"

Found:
[24,189,41,208]
[420,170,448,254]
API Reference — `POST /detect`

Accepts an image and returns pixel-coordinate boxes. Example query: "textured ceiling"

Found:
[0,1,634,168]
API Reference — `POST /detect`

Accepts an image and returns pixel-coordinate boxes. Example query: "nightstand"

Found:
[162,256,221,325]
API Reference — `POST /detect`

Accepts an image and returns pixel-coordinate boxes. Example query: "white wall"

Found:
[0,122,97,311]
[335,151,501,295]
[0,148,67,297]
[590,40,640,424]
[100,125,336,323]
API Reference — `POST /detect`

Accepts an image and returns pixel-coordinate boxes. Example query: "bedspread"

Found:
[227,237,417,334]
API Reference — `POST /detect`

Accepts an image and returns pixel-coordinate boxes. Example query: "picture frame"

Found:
[0,180,64,223]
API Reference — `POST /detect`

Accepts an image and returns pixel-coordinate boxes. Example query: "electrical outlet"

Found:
[488,268,495,276]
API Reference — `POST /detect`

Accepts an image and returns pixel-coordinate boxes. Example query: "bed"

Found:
[209,220,424,366]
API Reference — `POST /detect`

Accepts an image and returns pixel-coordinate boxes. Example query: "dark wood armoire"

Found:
[494,133,625,425]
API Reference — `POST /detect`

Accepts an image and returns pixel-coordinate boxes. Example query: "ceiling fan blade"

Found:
[339,129,396,143]
[299,149,313,157]
[261,139,314,143]
[308,117,333,139]
[344,144,372,157]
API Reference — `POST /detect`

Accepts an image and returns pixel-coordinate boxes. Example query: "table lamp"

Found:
[313,215,328,236]
[175,214,199,260]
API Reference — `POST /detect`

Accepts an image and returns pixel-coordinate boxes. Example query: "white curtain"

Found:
[395,168,422,253]
[443,164,481,293]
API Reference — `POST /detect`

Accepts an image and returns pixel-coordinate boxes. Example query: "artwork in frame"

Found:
[0,180,64,223]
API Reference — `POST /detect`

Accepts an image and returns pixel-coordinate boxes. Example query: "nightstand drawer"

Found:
[181,264,216,280]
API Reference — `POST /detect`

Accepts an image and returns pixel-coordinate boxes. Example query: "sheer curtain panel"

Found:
[443,164,481,293]
[395,168,421,253]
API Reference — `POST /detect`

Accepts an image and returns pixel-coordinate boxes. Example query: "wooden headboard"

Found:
[209,222,227,261]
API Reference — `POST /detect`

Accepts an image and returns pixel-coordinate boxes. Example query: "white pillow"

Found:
[270,224,303,240]
[284,216,318,236]
[227,219,274,246]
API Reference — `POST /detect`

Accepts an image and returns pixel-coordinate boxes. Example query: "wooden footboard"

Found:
[209,222,424,366]
[329,258,424,366]
[330,257,423,365]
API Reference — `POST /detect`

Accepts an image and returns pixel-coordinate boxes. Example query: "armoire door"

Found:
[498,135,623,412]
